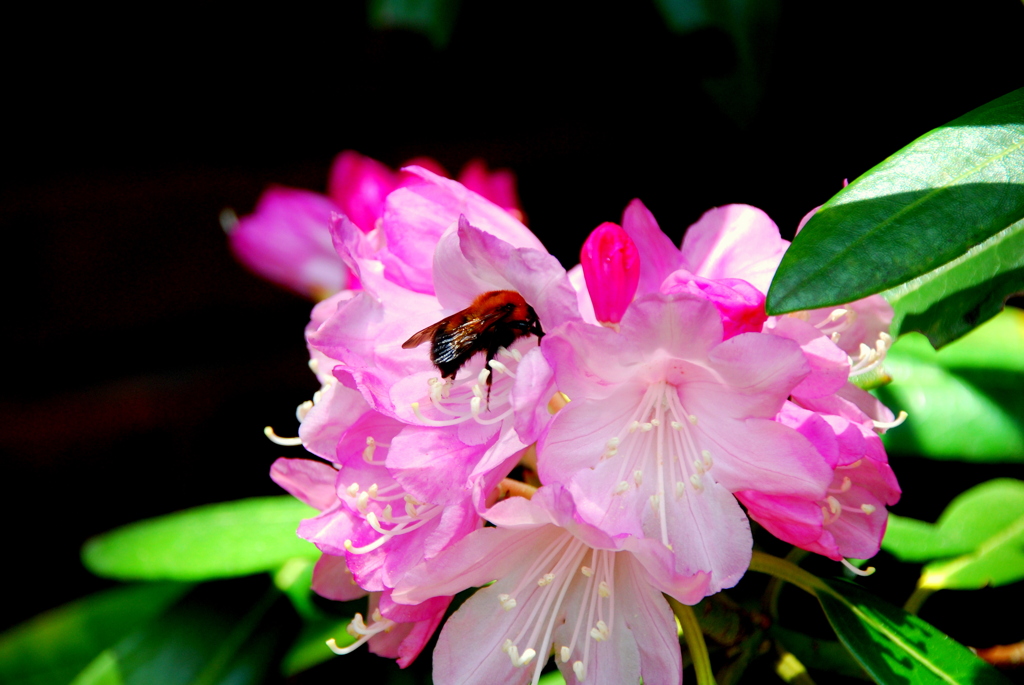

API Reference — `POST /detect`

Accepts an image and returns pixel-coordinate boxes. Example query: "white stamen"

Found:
[590,620,610,641]
[874,411,908,430]
[574,661,587,681]
[640,422,653,432]
[296,400,314,422]
[598,581,610,598]
[264,426,302,446]
[633,470,643,487]
[676,481,686,498]
[346,483,360,496]
[649,494,660,512]
[671,420,683,429]
[538,573,555,586]
[841,558,875,576]
[688,414,698,425]
[861,503,877,514]
[690,474,704,491]
[488,359,515,378]
[356,491,369,512]
[308,358,319,373]
[498,593,517,611]
[560,646,571,662]
[614,481,629,495]
[580,566,593,577]
[381,504,393,522]
[701,449,713,469]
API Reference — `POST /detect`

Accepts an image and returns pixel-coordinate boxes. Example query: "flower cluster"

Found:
[248,152,902,684]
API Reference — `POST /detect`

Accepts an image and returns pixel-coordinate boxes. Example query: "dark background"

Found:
[3,0,1023,681]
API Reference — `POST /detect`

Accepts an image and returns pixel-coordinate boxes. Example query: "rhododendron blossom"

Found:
[263,164,902,681]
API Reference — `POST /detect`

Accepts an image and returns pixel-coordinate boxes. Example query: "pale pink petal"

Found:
[270,457,338,512]
[311,554,368,601]
[768,317,850,399]
[660,270,767,339]
[567,263,599,325]
[680,204,789,295]
[371,592,451,668]
[620,198,681,298]
[510,347,558,444]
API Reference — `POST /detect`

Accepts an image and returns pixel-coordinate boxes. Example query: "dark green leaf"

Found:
[882,479,1024,590]
[368,0,461,48]
[767,89,1024,321]
[0,583,188,685]
[818,579,1010,684]
[82,497,319,581]
[875,308,1024,461]
[71,581,289,685]
[771,626,870,680]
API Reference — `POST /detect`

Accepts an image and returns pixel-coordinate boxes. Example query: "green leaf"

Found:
[82,497,319,581]
[71,582,287,685]
[771,626,870,680]
[818,579,1010,684]
[280,618,353,676]
[875,308,1024,461]
[884,217,1024,347]
[0,583,188,685]
[767,88,1024,323]
[368,0,461,48]
[882,479,1024,590]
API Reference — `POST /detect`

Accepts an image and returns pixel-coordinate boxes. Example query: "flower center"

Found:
[409,346,524,427]
[496,533,618,684]
[603,380,714,549]
[342,479,442,555]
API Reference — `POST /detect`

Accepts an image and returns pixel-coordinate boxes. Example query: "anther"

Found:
[308,358,319,373]
[561,646,571,662]
[598,581,610,598]
[367,483,378,498]
[701,449,713,469]
[861,503,877,514]
[629,421,640,433]
[573,661,587,681]
[356,491,370,512]
[640,422,653,432]
[296,400,314,422]
[614,481,629,495]
[633,470,643,487]
[517,648,537,667]
[874,411,908,430]
[671,421,683,430]
[346,483,360,496]
[676,481,686,498]
[649,494,660,512]
[498,593,517,611]
[688,414,698,425]
[477,367,490,387]
[690,474,704,491]
[580,566,593,577]
[538,572,555,586]
[827,496,841,516]
[693,459,705,475]
[382,504,393,522]
[590,620,610,641]
[650,418,660,427]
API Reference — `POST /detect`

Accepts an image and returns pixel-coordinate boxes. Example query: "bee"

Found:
[402,290,544,402]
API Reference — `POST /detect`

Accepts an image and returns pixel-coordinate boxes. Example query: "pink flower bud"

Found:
[580,222,640,324]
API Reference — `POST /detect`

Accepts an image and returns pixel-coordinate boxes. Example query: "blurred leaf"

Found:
[273,558,327,621]
[883,479,1024,590]
[875,308,1024,461]
[82,497,319,581]
[818,579,1010,684]
[537,670,567,685]
[70,581,288,685]
[771,626,870,680]
[767,88,1024,328]
[280,618,353,676]
[368,0,460,48]
[0,583,188,685]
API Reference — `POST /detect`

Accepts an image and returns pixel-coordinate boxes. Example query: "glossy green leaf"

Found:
[767,88,1024,322]
[0,583,188,685]
[884,217,1024,347]
[883,479,1024,590]
[818,579,1010,684]
[69,582,287,685]
[280,618,353,676]
[875,308,1024,461]
[368,0,460,48]
[82,497,319,581]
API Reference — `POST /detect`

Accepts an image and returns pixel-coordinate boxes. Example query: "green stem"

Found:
[903,585,934,615]
[748,551,829,597]
[668,597,717,685]
[763,547,808,619]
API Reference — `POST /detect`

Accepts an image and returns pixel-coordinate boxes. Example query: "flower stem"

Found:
[668,596,717,685]
[903,584,934,615]
[748,551,829,598]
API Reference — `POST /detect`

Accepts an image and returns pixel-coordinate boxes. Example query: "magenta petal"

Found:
[457,159,525,221]
[580,222,641,325]
[270,458,338,512]
[372,592,452,668]
[661,271,767,339]
[327,150,398,233]
[621,198,681,298]
[769,317,850,398]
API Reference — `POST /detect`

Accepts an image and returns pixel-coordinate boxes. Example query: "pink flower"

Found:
[393,487,692,685]
[227,151,527,299]
[227,186,352,299]
[579,222,641,325]
[538,294,833,594]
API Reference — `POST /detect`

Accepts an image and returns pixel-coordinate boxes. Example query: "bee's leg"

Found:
[484,346,499,409]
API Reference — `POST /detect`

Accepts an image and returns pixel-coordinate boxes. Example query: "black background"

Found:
[3,0,1023,681]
